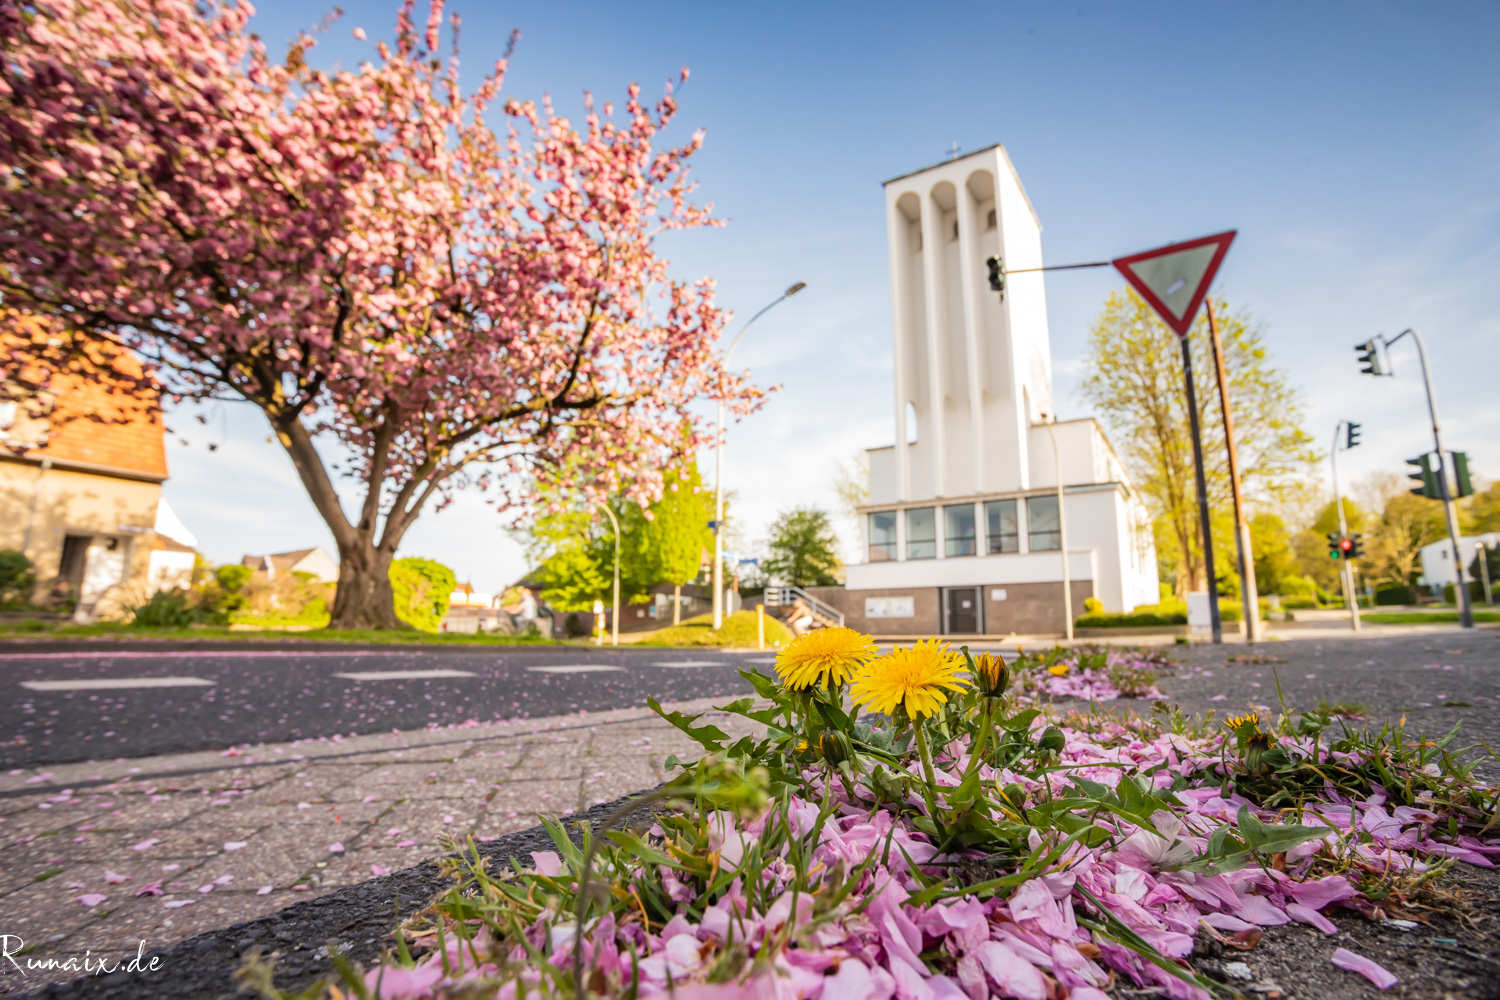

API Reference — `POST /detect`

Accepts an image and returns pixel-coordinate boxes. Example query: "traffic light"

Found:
[1355,339,1385,376]
[1345,422,1361,449]
[986,255,1006,294]
[1452,451,1474,498]
[1348,533,1364,560]
[1407,453,1439,499]
[1327,532,1343,560]
[1339,536,1354,560]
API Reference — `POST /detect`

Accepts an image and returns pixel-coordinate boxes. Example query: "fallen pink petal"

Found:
[1331,947,1400,988]
[74,893,107,907]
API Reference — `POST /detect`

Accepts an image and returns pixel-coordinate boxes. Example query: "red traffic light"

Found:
[1339,538,1353,553]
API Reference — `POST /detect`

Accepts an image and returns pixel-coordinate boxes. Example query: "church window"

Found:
[984,499,1019,554]
[906,508,936,560]
[868,512,898,563]
[986,208,997,231]
[950,220,959,241]
[1027,496,1061,551]
[944,504,976,557]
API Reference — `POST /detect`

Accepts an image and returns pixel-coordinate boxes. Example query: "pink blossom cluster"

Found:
[357,718,1495,999]
[0,0,760,606]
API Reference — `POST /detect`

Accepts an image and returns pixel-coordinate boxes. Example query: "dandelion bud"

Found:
[1037,727,1065,754]
[818,730,852,767]
[973,652,1009,698]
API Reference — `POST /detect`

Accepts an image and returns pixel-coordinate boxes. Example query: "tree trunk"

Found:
[328,538,406,630]
[673,583,681,625]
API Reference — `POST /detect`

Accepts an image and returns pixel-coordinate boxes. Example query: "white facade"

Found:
[1418,533,1498,588]
[846,145,1157,630]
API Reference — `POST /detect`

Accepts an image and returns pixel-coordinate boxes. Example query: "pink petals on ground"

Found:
[74,893,107,907]
[1283,874,1356,910]
[975,940,1048,1000]
[1285,903,1339,934]
[223,840,248,851]
[328,841,345,853]
[370,864,390,876]
[131,838,157,851]
[1331,947,1399,988]
[163,899,194,909]
[257,885,274,895]
[102,870,129,883]
[134,881,164,897]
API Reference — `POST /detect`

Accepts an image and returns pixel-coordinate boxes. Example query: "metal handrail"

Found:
[763,586,845,627]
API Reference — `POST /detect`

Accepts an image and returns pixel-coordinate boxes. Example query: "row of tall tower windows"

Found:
[868,496,1060,563]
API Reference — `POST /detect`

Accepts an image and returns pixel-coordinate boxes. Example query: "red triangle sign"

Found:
[1112,230,1236,337]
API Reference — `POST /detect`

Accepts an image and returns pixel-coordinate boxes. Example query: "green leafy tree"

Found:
[1464,479,1500,534]
[1078,291,1318,596]
[1249,513,1298,596]
[389,557,456,632]
[637,460,714,624]
[762,507,842,587]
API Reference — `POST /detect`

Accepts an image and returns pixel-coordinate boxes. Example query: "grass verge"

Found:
[0,619,554,646]
[621,609,793,648]
[1363,610,1500,625]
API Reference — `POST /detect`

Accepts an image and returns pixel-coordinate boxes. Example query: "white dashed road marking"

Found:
[334,670,476,681]
[742,657,777,664]
[20,677,217,691]
[650,660,726,668]
[526,665,623,674]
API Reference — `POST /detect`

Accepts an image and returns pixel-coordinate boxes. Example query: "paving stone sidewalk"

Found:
[0,696,758,995]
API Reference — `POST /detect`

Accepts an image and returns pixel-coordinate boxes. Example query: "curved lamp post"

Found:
[590,500,621,647]
[711,281,807,629]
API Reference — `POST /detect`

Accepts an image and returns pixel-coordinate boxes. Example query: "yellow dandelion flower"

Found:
[849,638,970,719]
[774,626,879,691]
[1047,664,1070,677]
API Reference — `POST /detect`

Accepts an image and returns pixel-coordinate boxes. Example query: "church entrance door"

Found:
[943,587,981,634]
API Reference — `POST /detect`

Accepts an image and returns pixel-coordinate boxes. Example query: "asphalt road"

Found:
[0,643,772,767]
[1154,628,1500,779]
[3,630,1496,770]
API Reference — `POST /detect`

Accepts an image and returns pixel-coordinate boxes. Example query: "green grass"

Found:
[625,609,794,648]
[0,620,555,646]
[1363,610,1500,625]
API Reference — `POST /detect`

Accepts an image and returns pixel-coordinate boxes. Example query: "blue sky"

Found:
[165,1,1500,595]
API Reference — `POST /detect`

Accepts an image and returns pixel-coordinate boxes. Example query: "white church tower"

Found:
[821,145,1159,637]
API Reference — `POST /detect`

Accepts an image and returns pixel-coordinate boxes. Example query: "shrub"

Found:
[128,589,198,627]
[1375,584,1416,606]
[0,549,35,605]
[215,564,253,593]
[1083,596,1103,615]
[390,556,456,632]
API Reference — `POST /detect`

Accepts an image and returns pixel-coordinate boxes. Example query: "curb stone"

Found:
[38,791,663,1000]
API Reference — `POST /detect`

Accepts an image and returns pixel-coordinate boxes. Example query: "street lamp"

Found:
[1040,412,1073,642]
[711,281,807,629]
[590,500,621,647]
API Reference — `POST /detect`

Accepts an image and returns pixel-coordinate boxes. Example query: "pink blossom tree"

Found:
[0,0,760,627]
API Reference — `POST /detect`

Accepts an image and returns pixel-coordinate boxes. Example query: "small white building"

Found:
[241,547,339,583]
[811,145,1157,637]
[146,499,199,591]
[1418,533,1498,589]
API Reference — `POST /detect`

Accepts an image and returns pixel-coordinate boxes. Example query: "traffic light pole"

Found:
[1180,335,1222,644]
[1205,299,1261,643]
[1329,422,1361,633]
[1383,329,1473,629]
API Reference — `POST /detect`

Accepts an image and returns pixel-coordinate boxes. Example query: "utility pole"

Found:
[711,282,806,629]
[1204,299,1260,643]
[1043,415,1073,642]
[1329,421,1361,632]
[1180,334,1223,644]
[591,500,621,647]
[1360,330,1472,628]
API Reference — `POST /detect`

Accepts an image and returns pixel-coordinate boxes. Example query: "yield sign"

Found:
[1112,231,1236,337]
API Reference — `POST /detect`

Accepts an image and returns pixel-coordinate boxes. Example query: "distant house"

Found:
[241,547,339,583]
[441,582,500,633]
[146,499,199,592]
[1418,533,1499,591]
[0,320,169,620]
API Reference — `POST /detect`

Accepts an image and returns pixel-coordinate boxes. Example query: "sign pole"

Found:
[1179,334,1223,644]
[1204,298,1261,642]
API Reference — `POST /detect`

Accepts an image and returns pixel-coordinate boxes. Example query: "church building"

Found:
[812,145,1158,637]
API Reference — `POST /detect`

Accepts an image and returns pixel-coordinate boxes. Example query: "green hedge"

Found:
[1375,584,1416,606]
[1076,610,1186,628]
